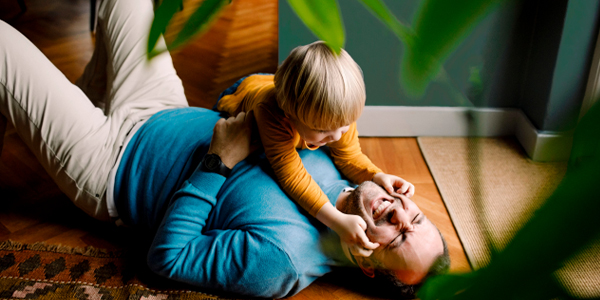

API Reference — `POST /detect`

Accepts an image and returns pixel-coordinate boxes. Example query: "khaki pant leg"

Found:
[97,0,188,120]
[0,20,112,220]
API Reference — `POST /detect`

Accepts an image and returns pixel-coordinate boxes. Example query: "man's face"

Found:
[342,181,444,284]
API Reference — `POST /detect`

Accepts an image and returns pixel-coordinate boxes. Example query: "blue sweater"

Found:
[114,107,353,298]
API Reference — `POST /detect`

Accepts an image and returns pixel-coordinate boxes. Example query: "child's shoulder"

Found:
[255,89,281,113]
[244,73,275,87]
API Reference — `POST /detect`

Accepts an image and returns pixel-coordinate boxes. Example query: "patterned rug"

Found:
[0,240,231,300]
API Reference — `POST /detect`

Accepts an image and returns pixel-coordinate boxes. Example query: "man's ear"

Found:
[355,256,375,278]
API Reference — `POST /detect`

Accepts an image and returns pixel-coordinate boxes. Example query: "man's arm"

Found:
[147,170,299,297]
[146,111,301,298]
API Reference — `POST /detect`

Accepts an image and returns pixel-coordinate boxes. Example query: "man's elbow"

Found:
[146,247,178,278]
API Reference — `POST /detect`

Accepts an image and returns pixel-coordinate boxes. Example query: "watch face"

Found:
[205,155,220,170]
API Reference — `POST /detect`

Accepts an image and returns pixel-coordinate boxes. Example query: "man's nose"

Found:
[390,207,413,230]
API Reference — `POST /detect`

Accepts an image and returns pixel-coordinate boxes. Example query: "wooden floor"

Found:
[0,0,469,299]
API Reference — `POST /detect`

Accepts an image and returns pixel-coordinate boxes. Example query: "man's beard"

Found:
[340,182,370,217]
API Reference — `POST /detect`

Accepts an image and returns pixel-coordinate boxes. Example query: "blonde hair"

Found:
[274,41,366,130]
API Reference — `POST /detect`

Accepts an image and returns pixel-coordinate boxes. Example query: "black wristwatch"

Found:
[201,153,232,177]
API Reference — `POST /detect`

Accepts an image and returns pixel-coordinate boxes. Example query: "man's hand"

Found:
[372,172,415,198]
[208,111,257,169]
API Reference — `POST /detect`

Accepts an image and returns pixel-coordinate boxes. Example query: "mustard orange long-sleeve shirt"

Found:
[217,74,382,216]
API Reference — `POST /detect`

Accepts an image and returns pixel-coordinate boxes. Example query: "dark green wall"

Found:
[279,0,503,107]
[537,0,599,131]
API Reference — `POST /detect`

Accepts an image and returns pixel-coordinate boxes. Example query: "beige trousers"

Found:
[0,0,188,221]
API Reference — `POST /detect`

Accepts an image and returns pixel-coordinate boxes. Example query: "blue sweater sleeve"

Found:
[147,166,300,298]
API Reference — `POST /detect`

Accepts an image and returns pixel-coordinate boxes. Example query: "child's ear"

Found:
[355,256,375,278]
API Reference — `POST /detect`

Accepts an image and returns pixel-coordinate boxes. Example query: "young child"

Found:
[216,41,415,257]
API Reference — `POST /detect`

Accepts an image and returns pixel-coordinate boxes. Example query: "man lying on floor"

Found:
[0,0,449,297]
[113,108,450,298]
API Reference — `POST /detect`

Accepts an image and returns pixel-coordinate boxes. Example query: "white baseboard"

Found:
[357,106,572,161]
[513,110,573,162]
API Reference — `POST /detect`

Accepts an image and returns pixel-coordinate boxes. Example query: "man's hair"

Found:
[274,41,366,130]
[371,228,451,299]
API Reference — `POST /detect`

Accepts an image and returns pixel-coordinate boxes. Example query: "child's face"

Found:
[290,117,350,148]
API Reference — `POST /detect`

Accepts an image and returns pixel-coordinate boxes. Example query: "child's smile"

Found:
[291,117,350,147]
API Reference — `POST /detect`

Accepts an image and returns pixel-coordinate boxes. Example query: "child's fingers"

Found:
[383,182,394,195]
[352,237,380,257]
[356,216,367,231]
[358,231,379,251]
[390,191,403,199]
[396,182,410,194]
[406,184,415,197]
[350,244,374,257]
[397,183,415,197]
[362,239,380,250]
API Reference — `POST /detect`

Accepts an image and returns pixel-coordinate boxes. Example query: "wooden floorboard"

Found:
[0,0,469,299]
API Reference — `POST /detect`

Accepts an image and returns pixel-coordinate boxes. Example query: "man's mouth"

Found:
[372,199,392,220]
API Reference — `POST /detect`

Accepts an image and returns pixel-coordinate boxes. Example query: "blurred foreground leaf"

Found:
[356,0,414,45]
[147,0,229,58]
[402,0,500,96]
[418,101,600,299]
[147,0,184,58]
[169,0,230,50]
[286,0,345,54]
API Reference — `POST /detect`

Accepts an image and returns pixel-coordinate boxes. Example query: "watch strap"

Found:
[201,153,232,177]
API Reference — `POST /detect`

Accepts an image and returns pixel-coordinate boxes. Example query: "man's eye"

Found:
[389,234,401,248]
[412,213,421,224]
[390,231,406,248]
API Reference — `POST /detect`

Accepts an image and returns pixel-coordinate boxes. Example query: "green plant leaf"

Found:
[418,272,478,300]
[401,0,500,96]
[286,0,345,54]
[169,0,230,51]
[147,0,184,58]
[356,0,414,46]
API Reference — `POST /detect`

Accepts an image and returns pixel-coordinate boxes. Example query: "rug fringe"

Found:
[0,240,123,258]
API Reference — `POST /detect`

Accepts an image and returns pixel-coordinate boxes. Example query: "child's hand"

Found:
[373,172,415,198]
[332,213,380,257]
